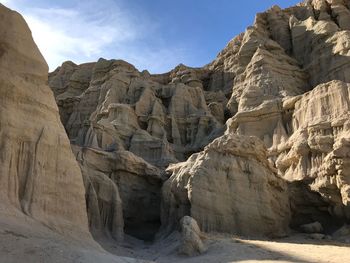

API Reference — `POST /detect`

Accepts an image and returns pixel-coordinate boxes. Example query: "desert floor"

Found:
[102,231,350,263]
[1,212,349,263]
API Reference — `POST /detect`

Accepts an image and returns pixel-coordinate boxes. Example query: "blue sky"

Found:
[1,0,301,73]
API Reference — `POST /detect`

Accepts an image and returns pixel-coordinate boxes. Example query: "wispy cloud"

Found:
[1,0,12,5]
[1,0,192,73]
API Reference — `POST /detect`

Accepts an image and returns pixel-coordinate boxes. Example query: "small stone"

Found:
[300,222,324,234]
[308,233,325,240]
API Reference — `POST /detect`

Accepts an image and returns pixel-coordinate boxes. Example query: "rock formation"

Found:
[178,216,207,256]
[49,59,225,240]
[0,4,168,262]
[73,145,163,241]
[47,0,350,240]
[220,0,350,231]
[0,4,148,263]
[275,80,350,225]
[162,134,291,237]
[3,0,350,261]
[0,4,90,238]
[49,60,223,166]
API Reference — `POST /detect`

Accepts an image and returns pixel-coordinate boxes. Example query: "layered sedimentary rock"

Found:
[0,4,90,238]
[49,60,223,166]
[218,0,350,229]
[276,80,350,224]
[48,0,350,240]
[160,0,350,233]
[49,59,224,239]
[73,146,163,241]
[161,134,291,237]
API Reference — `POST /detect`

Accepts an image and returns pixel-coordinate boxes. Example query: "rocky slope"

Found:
[48,0,350,243]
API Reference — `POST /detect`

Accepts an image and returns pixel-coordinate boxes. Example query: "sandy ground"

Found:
[0,212,349,263]
[0,213,150,263]
[101,232,350,263]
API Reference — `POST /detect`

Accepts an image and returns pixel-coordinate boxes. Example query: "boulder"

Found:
[178,216,207,256]
[300,222,324,233]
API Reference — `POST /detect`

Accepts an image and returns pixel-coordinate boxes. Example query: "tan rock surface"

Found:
[0,4,155,263]
[178,216,207,256]
[216,1,350,230]
[161,134,290,237]
[48,0,350,237]
[0,213,153,263]
[273,80,350,225]
[73,146,163,241]
[50,59,223,167]
[46,0,350,247]
[49,58,224,241]
[3,0,350,261]
[0,4,90,238]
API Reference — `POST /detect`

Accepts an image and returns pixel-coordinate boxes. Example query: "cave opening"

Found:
[124,217,161,241]
[118,174,163,242]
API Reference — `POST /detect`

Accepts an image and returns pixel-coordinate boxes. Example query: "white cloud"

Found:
[0,0,12,5]
[0,0,194,73]
[16,1,142,69]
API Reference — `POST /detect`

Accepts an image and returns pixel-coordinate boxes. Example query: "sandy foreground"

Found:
[0,212,149,263]
[0,212,349,263]
[99,231,350,263]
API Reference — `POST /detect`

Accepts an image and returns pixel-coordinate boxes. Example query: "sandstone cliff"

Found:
[0,4,159,262]
[2,0,350,262]
[5,0,350,261]
[49,59,225,240]
[48,0,350,242]
[162,134,291,237]
[222,0,350,229]
[0,3,90,237]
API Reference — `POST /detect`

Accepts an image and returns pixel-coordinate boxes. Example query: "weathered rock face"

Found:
[48,0,350,239]
[161,134,291,237]
[49,60,223,167]
[0,4,90,238]
[49,59,224,240]
[218,0,350,229]
[72,146,124,242]
[73,146,163,241]
[276,80,350,224]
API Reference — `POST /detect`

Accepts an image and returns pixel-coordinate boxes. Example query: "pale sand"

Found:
[100,232,350,263]
[1,214,349,263]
